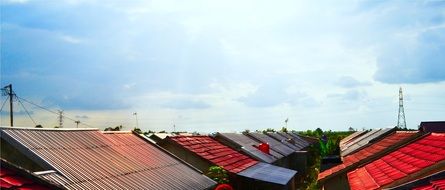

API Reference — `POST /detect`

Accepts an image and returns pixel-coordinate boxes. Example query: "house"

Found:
[318,131,420,190]
[340,128,394,157]
[274,132,310,150]
[387,170,445,189]
[1,158,64,190]
[339,130,367,149]
[160,135,297,190]
[347,132,445,190]
[0,127,216,190]
[214,132,281,164]
[419,121,445,133]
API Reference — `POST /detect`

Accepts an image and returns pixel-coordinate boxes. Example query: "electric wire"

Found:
[0,97,8,112]
[17,97,37,126]
[15,95,96,128]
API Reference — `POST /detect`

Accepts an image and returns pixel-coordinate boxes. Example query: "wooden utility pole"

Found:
[2,84,14,126]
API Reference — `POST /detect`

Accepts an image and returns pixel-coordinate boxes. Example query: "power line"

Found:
[0,97,7,112]
[15,95,96,128]
[16,97,37,126]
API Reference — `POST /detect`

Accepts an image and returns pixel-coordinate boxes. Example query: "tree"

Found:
[35,125,43,128]
[206,166,229,184]
[133,127,142,134]
[104,125,122,131]
[280,127,288,133]
[348,127,355,131]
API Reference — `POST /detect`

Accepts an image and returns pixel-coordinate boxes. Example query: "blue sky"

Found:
[1,0,445,132]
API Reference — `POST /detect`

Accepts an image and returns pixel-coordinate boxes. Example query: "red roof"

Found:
[318,131,416,181]
[170,136,258,173]
[0,159,59,190]
[347,133,445,190]
[412,178,445,190]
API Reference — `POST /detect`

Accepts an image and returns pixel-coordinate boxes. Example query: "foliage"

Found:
[133,127,142,134]
[206,166,229,184]
[262,128,275,133]
[35,125,43,128]
[280,127,288,133]
[104,125,122,131]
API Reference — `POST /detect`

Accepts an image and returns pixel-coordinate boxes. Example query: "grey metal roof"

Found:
[278,132,310,149]
[341,128,395,157]
[238,162,297,185]
[266,133,300,150]
[216,133,279,163]
[339,130,368,148]
[0,127,216,190]
[246,133,295,156]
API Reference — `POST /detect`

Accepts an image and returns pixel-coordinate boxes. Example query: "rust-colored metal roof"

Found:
[0,127,216,190]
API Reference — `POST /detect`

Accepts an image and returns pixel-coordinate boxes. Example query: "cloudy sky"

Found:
[1,0,444,132]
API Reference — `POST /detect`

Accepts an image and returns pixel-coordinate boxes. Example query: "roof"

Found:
[168,136,258,173]
[215,133,278,163]
[318,131,418,182]
[412,178,445,190]
[341,128,394,157]
[0,127,216,190]
[420,121,445,133]
[388,170,445,190]
[237,162,297,185]
[246,133,295,157]
[289,132,319,144]
[266,133,300,150]
[347,133,445,190]
[276,132,310,150]
[339,130,367,148]
[0,158,63,190]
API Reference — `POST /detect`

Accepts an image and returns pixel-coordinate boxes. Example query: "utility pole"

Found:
[75,120,80,128]
[58,110,64,128]
[397,87,407,129]
[133,112,139,129]
[2,84,15,127]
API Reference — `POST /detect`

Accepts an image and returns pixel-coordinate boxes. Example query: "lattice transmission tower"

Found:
[397,87,407,129]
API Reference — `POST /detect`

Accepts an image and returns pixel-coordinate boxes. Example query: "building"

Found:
[318,131,420,190]
[1,158,64,190]
[419,121,445,133]
[0,127,216,189]
[160,135,298,190]
[347,132,445,190]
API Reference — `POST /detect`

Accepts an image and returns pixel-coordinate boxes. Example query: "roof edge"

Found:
[0,126,98,131]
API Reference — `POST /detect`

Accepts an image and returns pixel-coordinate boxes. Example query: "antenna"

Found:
[58,110,64,128]
[397,87,407,129]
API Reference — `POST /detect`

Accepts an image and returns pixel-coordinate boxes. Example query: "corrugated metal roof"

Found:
[216,133,278,163]
[318,131,418,181]
[276,132,310,150]
[347,133,445,190]
[168,136,258,173]
[237,162,297,185]
[339,130,367,148]
[266,133,300,150]
[246,133,295,156]
[0,127,216,190]
[341,128,394,157]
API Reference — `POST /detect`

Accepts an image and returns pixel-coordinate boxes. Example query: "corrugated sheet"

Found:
[276,132,310,150]
[318,131,417,181]
[339,130,367,148]
[169,136,258,173]
[246,133,295,156]
[341,128,394,157]
[347,133,445,190]
[0,128,216,190]
[238,162,297,185]
[266,133,300,150]
[0,158,63,190]
[216,133,278,163]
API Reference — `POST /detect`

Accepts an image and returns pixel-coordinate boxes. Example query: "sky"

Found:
[1,0,445,133]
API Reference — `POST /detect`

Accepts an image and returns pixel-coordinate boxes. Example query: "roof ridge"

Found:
[0,126,98,131]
